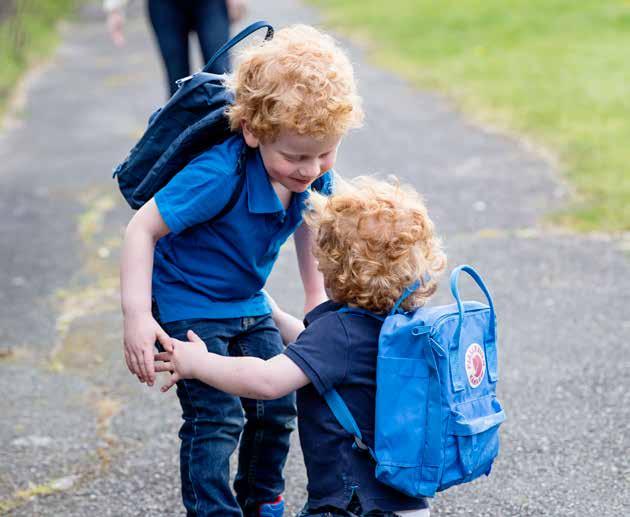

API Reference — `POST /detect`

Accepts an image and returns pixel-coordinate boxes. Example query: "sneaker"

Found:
[259,495,284,517]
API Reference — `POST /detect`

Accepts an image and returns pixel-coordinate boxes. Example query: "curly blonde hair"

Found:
[224,24,363,142]
[305,176,447,313]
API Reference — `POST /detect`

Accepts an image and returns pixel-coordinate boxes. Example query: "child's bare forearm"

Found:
[120,222,156,316]
[273,309,305,345]
[156,332,309,395]
[195,354,285,400]
[120,200,169,315]
[294,224,328,312]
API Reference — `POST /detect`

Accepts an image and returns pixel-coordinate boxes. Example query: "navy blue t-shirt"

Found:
[284,301,429,513]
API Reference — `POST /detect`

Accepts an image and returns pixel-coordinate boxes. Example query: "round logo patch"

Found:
[465,343,485,388]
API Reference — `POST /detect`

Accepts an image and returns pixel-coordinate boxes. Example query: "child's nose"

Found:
[301,161,320,179]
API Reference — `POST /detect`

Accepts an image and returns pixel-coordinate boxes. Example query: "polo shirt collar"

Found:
[245,148,312,215]
[246,148,285,214]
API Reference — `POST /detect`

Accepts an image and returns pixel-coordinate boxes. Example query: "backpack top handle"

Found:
[202,21,274,74]
[450,264,496,329]
[449,265,498,390]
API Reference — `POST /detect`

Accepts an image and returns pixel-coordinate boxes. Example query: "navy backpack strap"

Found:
[212,143,248,221]
[202,21,274,73]
[323,389,376,460]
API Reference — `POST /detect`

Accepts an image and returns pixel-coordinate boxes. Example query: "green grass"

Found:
[0,0,79,118]
[311,0,630,231]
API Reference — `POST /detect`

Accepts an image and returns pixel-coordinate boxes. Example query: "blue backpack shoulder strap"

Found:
[338,306,385,321]
[320,306,385,459]
[323,389,376,460]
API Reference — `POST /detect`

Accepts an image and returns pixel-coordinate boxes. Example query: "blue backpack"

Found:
[325,265,505,498]
[112,21,274,209]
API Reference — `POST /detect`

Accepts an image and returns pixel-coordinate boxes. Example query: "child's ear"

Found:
[241,121,260,148]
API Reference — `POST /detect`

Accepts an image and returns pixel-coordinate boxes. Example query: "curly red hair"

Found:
[224,24,363,142]
[305,176,446,313]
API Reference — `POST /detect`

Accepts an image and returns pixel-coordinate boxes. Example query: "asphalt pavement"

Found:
[1,0,628,515]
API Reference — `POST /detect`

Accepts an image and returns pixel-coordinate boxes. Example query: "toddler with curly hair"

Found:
[155,176,446,516]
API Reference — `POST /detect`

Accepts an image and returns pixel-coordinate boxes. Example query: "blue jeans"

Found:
[157,311,296,517]
[147,0,230,96]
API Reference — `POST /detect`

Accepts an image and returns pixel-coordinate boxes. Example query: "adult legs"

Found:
[147,0,191,96]
[193,0,231,73]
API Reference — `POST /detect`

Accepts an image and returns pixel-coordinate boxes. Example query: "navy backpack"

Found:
[112,21,274,209]
[325,265,505,498]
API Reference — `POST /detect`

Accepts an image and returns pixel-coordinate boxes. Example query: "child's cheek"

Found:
[322,155,336,172]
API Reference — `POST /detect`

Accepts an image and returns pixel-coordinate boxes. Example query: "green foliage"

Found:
[312,0,630,231]
[0,0,79,113]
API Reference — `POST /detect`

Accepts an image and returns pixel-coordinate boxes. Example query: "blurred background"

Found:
[3,0,630,231]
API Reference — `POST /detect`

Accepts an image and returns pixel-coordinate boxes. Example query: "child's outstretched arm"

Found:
[155,330,310,398]
[121,199,172,386]
[264,290,305,345]
[294,223,328,314]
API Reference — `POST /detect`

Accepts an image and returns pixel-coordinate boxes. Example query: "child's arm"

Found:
[264,290,305,345]
[155,330,310,398]
[294,223,328,314]
[120,199,172,386]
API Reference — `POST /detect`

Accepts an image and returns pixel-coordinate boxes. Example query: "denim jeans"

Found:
[157,311,296,517]
[147,0,230,96]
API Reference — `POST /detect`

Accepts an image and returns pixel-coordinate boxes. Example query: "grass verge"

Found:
[0,0,80,119]
[311,0,630,231]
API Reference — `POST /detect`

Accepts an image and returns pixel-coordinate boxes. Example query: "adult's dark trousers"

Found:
[156,312,297,517]
[147,0,230,96]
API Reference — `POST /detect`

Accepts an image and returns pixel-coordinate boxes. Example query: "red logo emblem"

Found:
[465,343,485,388]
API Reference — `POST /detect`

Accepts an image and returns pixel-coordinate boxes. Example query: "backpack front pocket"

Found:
[375,356,429,466]
[375,356,432,497]
[441,396,505,487]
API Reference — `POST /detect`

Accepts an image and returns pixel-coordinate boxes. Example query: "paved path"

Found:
[1,1,628,515]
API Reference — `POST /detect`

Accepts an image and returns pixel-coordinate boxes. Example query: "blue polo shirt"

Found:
[284,301,429,513]
[152,134,333,323]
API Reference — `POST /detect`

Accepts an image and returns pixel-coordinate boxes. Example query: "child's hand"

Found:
[123,313,171,386]
[262,289,281,318]
[106,8,125,47]
[226,0,247,23]
[154,330,209,392]
[262,290,305,345]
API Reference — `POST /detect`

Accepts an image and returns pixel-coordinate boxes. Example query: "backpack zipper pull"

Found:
[175,73,196,88]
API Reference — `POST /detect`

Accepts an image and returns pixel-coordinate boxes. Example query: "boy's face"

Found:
[243,126,342,193]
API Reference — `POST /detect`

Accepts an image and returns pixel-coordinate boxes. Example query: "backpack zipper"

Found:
[428,307,488,338]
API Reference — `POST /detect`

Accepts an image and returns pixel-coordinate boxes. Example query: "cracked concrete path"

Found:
[1,0,628,515]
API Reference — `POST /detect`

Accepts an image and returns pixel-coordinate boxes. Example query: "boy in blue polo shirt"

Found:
[154,176,447,516]
[119,25,363,517]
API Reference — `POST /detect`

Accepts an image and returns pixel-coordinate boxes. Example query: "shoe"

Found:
[259,495,284,517]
